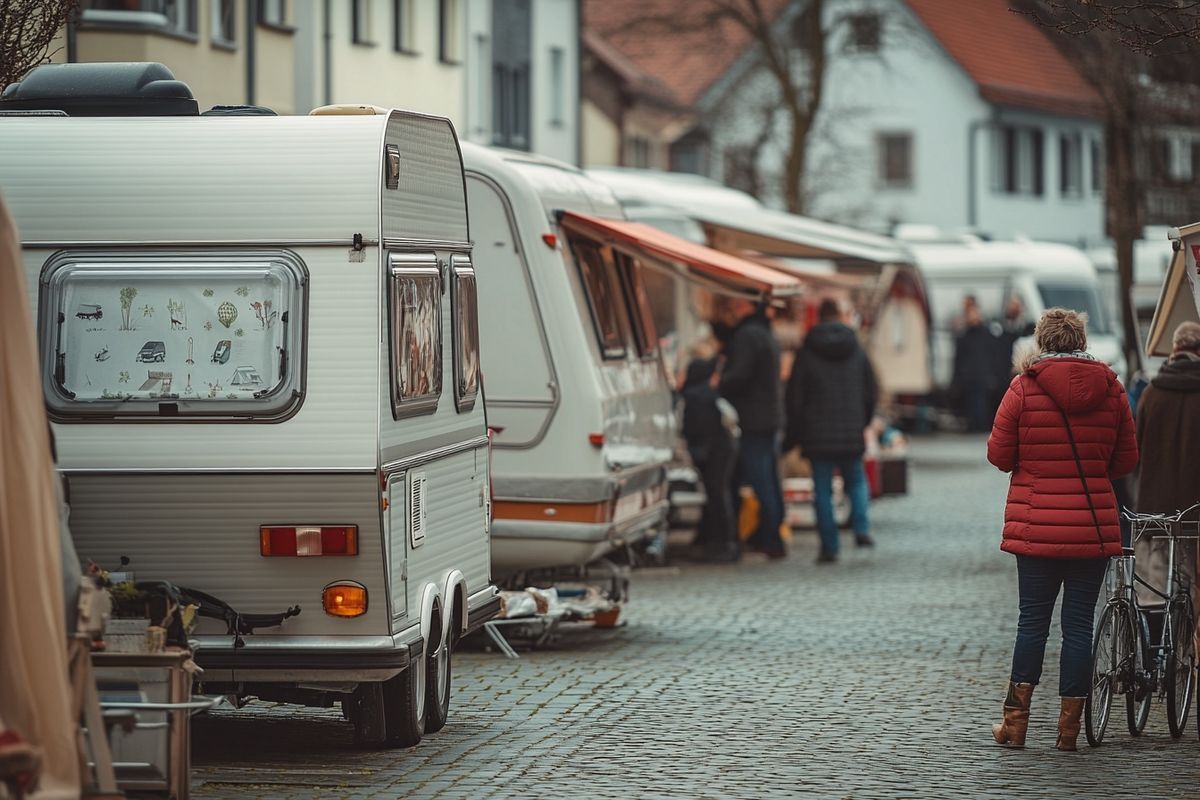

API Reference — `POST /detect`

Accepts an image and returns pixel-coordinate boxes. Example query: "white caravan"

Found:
[0,64,498,748]
[902,234,1125,391]
[462,145,799,578]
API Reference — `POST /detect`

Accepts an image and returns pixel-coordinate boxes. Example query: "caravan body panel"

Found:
[463,144,672,575]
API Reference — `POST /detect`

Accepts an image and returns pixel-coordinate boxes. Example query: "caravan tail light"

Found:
[323,582,368,617]
[260,526,358,557]
[588,433,605,448]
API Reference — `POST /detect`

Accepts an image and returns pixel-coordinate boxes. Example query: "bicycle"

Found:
[1085,505,1198,745]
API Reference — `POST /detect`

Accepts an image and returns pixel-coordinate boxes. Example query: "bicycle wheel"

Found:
[1127,609,1152,736]
[1166,596,1196,738]
[1087,603,1133,746]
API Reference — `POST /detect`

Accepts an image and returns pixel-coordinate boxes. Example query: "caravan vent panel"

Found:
[409,472,427,548]
[382,113,469,245]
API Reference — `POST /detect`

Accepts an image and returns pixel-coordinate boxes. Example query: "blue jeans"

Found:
[811,458,870,557]
[731,431,784,553]
[1010,555,1108,697]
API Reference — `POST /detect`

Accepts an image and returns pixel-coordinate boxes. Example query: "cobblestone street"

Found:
[192,436,1199,798]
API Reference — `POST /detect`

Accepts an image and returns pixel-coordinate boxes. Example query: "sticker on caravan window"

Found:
[41,252,306,420]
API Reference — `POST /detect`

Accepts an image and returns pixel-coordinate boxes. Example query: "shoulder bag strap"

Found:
[1028,373,1107,553]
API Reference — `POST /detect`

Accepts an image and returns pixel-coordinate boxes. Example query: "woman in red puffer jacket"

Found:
[986,308,1138,752]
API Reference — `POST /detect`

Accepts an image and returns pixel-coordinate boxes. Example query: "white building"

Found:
[464,0,580,164]
[698,0,1106,245]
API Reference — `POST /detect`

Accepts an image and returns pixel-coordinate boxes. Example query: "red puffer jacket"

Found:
[987,356,1139,558]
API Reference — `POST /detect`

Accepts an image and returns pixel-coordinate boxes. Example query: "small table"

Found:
[92,648,202,800]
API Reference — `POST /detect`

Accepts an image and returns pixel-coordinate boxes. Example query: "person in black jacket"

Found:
[785,298,878,563]
[681,357,740,562]
[952,297,1000,432]
[718,299,786,559]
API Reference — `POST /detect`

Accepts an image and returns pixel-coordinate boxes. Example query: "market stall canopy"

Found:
[1147,222,1200,357]
[559,211,804,300]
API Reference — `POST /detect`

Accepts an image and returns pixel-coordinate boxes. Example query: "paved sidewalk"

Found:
[192,436,1199,798]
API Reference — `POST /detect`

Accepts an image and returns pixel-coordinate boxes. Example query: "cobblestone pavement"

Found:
[192,436,1200,799]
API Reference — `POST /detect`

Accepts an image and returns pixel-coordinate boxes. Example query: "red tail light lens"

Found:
[260,526,358,557]
[588,433,605,447]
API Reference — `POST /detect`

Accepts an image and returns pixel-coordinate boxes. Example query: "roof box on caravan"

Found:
[0,62,198,116]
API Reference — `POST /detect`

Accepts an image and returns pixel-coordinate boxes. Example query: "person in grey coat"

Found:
[785,298,878,563]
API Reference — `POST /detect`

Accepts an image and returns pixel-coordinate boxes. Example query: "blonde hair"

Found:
[1034,307,1088,354]
[1172,321,1200,353]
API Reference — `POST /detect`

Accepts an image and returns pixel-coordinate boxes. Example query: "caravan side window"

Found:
[568,235,629,360]
[451,254,480,411]
[389,253,443,418]
[614,252,659,359]
[39,251,306,421]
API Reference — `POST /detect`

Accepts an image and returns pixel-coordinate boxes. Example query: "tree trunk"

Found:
[784,108,810,214]
[1105,110,1141,380]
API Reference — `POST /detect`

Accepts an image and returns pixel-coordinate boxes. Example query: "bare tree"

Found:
[1020,0,1200,54]
[598,0,827,214]
[0,0,78,90]
[1014,0,1200,376]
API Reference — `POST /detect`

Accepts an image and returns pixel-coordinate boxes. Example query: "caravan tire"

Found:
[382,650,426,747]
[348,682,387,748]
[425,621,452,734]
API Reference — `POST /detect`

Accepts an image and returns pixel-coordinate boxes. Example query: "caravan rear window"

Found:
[568,236,630,359]
[39,251,307,421]
[389,253,443,418]
[450,255,481,411]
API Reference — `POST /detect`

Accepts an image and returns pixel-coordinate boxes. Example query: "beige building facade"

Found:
[55,1,297,114]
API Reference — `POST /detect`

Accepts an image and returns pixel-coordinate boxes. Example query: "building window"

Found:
[257,0,286,27]
[569,237,630,360]
[878,132,913,189]
[847,13,881,52]
[628,136,652,169]
[40,251,306,421]
[439,0,462,63]
[491,0,531,150]
[994,125,1044,196]
[1060,133,1083,197]
[389,254,442,418]
[549,46,565,126]
[1091,137,1103,195]
[212,0,236,46]
[83,1,197,36]
[393,0,415,52]
[352,0,375,45]
[723,145,760,197]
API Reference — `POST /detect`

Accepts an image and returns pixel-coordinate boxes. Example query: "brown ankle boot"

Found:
[1056,697,1085,751]
[992,682,1035,747]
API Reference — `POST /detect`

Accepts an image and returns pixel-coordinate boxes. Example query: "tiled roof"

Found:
[582,29,680,107]
[583,0,790,107]
[905,0,1104,118]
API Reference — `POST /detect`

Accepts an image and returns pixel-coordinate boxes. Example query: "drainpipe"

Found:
[245,0,257,105]
[575,0,583,167]
[322,0,333,106]
[66,10,78,63]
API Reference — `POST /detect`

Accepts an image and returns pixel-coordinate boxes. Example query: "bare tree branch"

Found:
[0,0,79,90]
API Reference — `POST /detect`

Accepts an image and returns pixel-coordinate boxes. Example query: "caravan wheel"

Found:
[425,620,453,733]
[382,645,426,747]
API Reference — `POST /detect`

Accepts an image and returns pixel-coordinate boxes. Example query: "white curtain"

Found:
[0,196,79,798]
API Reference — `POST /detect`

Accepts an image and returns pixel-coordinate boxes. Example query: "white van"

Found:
[0,64,498,748]
[904,234,1125,392]
[463,145,799,579]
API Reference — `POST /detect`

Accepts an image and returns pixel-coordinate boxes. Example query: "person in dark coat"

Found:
[718,299,785,559]
[784,298,878,563]
[1135,321,1200,618]
[987,308,1139,752]
[953,297,1000,432]
[681,357,740,562]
